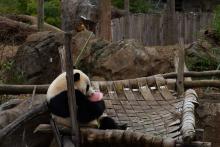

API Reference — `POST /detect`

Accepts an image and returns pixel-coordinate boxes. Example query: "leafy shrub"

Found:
[213,5,220,37]
[0,0,61,27]
[0,60,26,84]
[26,0,61,27]
[0,0,21,14]
[112,0,152,13]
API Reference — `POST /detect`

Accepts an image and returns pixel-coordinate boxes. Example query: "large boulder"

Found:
[12,30,174,84]
[11,30,95,84]
[13,31,63,84]
[78,39,173,80]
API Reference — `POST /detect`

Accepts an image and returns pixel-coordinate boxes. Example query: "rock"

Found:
[12,30,174,83]
[78,39,173,80]
[13,31,63,84]
[0,16,37,45]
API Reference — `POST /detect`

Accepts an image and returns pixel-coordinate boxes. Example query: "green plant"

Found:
[0,0,61,27]
[0,60,26,84]
[0,0,21,14]
[187,56,218,71]
[213,5,220,37]
[112,0,152,13]
[26,0,61,27]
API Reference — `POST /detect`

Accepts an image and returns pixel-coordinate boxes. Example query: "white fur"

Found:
[46,69,94,102]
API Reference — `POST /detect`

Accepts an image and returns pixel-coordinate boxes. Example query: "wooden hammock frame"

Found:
[0,74,213,147]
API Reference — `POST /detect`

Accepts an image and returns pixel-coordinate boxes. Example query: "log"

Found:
[0,79,220,95]
[0,95,47,129]
[0,99,24,111]
[0,15,62,45]
[163,70,220,78]
[0,84,48,95]
[0,103,52,147]
[0,16,37,44]
[199,93,220,101]
[6,14,62,32]
[184,80,220,88]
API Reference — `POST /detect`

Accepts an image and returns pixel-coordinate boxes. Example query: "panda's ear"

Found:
[74,73,80,81]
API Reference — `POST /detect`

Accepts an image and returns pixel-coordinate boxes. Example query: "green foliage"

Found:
[187,56,219,71]
[0,60,26,84]
[213,5,220,37]
[112,0,124,9]
[26,0,61,27]
[186,46,220,71]
[130,0,152,13]
[0,0,61,27]
[112,0,152,13]
[0,0,21,14]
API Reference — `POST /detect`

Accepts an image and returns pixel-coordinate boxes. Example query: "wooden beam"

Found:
[163,70,220,78]
[37,0,44,31]
[0,84,48,95]
[0,80,220,95]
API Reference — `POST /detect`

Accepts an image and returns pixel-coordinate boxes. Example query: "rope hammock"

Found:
[0,74,211,147]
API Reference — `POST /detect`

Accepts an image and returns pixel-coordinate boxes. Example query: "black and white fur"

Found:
[46,69,126,130]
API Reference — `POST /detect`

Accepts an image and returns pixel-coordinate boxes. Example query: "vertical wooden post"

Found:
[61,0,80,146]
[58,46,66,72]
[98,0,111,41]
[37,0,44,31]
[64,32,80,147]
[177,38,185,97]
[124,0,129,39]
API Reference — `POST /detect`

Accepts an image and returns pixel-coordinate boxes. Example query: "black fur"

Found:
[48,90,105,123]
[74,73,80,81]
[99,117,127,130]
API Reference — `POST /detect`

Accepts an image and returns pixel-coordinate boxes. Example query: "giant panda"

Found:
[47,69,126,130]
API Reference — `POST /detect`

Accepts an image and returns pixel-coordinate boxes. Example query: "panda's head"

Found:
[73,69,94,97]
[47,69,102,102]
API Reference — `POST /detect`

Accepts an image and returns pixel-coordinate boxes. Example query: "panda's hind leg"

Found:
[98,116,127,130]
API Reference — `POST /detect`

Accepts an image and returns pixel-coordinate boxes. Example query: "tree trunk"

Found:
[98,0,111,41]
[61,0,79,31]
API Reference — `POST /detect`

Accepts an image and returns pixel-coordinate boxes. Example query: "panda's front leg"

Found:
[52,115,71,128]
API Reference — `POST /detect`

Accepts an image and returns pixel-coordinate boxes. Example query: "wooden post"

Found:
[177,38,185,97]
[58,46,66,72]
[61,0,80,146]
[98,0,111,41]
[64,32,80,147]
[37,0,44,31]
[124,0,129,39]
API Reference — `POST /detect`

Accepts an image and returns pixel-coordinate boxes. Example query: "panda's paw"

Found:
[118,123,127,130]
[99,116,127,130]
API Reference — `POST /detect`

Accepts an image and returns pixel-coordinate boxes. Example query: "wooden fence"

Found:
[111,12,213,46]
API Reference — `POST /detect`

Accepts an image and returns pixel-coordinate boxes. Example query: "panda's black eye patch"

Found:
[74,73,80,81]
[86,85,89,92]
